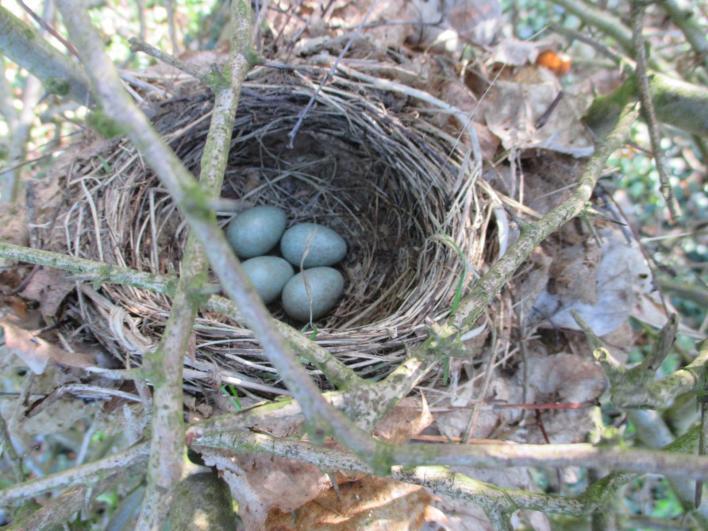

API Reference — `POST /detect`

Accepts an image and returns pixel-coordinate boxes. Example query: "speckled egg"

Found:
[281,267,344,321]
[242,256,294,304]
[226,206,287,258]
[280,223,347,268]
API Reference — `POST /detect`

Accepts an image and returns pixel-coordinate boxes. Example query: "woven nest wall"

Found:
[44,66,488,394]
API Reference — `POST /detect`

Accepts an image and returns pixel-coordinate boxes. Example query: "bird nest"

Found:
[43,66,488,395]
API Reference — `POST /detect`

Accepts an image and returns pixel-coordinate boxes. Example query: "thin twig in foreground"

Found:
[0,443,149,505]
[631,2,679,222]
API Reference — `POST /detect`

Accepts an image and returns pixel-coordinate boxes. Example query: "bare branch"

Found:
[631,3,679,222]
[0,412,22,482]
[129,38,204,80]
[0,240,361,390]
[193,425,701,519]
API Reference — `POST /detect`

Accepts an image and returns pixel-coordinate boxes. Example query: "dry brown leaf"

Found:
[530,228,652,336]
[436,374,524,440]
[0,203,28,247]
[1,321,95,374]
[203,451,330,530]
[447,0,502,46]
[483,74,594,157]
[488,38,541,66]
[522,352,606,444]
[374,395,433,443]
[19,267,75,318]
[266,476,433,530]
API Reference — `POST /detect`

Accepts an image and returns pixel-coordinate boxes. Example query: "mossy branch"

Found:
[584,72,708,137]
[0,5,91,104]
[192,425,701,529]
[596,339,708,409]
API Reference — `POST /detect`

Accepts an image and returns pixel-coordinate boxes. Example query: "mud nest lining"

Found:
[45,66,488,394]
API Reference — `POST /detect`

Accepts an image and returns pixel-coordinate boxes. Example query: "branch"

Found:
[135,3,254,526]
[596,339,708,409]
[0,443,149,506]
[631,2,679,221]
[192,425,700,522]
[55,0,380,466]
[550,0,634,56]
[658,0,708,72]
[128,38,204,80]
[0,412,22,482]
[0,240,361,390]
[628,409,708,525]
[0,5,90,104]
[585,72,708,137]
[190,355,432,438]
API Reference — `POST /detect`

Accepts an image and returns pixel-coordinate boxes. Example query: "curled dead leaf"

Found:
[1,321,95,374]
[266,476,433,530]
[374,395,433,443]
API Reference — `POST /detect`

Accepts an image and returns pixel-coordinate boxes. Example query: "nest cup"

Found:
[49,67,483,393]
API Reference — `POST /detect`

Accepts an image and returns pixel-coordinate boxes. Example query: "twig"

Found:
[550,0,633,56]
[129,38,204,81]
[286,3,376,148]
[0,412,23,482]
[190,355,432,438]
[56,0,381,466]
[16,0,79,57]
[631,2,680,222]
[0,5,91,104]
[165,0,178,55]
[550,24,622,64]
[134,3,255,528]
[0,443,149,505]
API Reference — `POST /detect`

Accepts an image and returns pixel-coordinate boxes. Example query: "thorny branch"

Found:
[597,339,708,409]
[0,443,149,505]
[0,241,361,390]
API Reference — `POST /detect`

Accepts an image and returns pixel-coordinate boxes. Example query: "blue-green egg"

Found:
[280,223,347,267]
[281,267,344,321]
[242,256,294,304]
[226,206,287,258]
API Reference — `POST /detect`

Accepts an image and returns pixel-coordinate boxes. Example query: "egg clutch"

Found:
[225,205,347,322]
